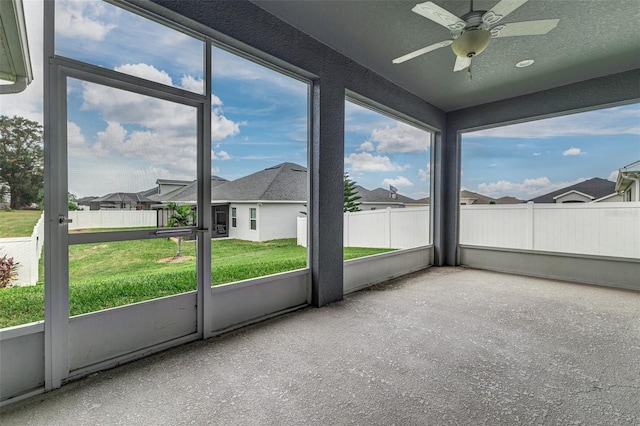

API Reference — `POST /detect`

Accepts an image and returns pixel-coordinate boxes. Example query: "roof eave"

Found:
[0,0,33,94]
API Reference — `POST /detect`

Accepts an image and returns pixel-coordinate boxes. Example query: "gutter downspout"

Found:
[633,176,640,202]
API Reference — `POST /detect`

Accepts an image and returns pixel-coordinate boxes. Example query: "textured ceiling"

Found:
[252,0,640,112]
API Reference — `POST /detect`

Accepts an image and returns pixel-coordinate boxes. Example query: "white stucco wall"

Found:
[228,202,305,242]
[258,203,306,241]
[228,203,259,241]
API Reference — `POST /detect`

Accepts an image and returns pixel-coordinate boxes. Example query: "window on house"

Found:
[249,208,257,230]
[231,207,237,227]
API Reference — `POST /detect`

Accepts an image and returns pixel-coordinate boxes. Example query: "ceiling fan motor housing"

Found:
[451,28,492,58]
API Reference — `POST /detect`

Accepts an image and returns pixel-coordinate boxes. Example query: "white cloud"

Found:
[67,121,87,149]
[608,170,619,181]
[212,48,308,97]
[359,141,375,152]
[344,152,406,172]
[79,67,242,144]
[533,152,542,156]
[465,104,640,139]
[212,113,243,142]
[213,150,232,161]
[114,63,172,85]
[180,75,204,93]
[418,164,430,181]
[382,176,414,187]
[56,0,117,41]
[372,122,430,153]
[563,147,584,156]
[477,176,586,199]
[96,121,128,153]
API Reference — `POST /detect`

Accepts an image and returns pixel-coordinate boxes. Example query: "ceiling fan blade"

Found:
[412,2,466,31]
[491,19,560,37]
[453,56,471,72]
[392,40,453,64]
[482,0,528,25]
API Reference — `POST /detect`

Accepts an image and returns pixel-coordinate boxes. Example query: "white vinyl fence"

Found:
[68,210,157,230]
[0,213,45,286]
[460,202,640,258]
[1,211,157,286]
[297,207,431,249]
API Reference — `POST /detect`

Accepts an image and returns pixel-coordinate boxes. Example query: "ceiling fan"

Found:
[393,0,559,72]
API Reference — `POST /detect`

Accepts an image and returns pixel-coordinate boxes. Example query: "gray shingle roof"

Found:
[495,196,524,204]
[159,176,229,202]
[528,177,616,203]
[357,186,415,203]
[460,190,495,204]
[92,192,154,203]
[212,162,307,201]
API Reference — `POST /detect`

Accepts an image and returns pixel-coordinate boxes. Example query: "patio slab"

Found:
[1,267,639,425]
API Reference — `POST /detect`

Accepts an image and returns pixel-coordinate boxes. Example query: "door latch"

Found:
[58,216,73,225]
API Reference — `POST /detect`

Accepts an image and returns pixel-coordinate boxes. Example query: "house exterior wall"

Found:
[595,193,623,203]
[228,202,259,241]
[227,202,304,242]
[627,181,639,201]
[258,203,306,242]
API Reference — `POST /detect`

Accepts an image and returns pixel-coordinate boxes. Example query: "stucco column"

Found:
[433,123,460,267]
[310,77,345,306]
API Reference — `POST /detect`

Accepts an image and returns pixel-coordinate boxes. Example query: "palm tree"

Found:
[166,202,196,257]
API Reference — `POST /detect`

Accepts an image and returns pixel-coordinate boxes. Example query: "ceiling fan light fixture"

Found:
[451,29,492,58]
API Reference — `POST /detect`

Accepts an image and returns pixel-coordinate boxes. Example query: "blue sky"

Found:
[2,0,638,200]
[462,106,640,200]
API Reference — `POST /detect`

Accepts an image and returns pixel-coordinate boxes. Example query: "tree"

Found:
[0,116,44,209]
[299,173,362,215]
[343,173,362,212]
[68,193,81,211]
[166,202,196,257]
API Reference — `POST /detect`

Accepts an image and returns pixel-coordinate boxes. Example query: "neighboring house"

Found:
[89,192,155,210]
[528,177,618,203]
[415,191,523,205]
[153,162,417,242]
[154,179,194,199]
[155,163,307,241]
[354,185,416,210]
[76,196,98,208]
[615,160,640,202]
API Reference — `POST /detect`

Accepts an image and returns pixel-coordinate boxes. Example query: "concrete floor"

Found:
[1,267,639,425]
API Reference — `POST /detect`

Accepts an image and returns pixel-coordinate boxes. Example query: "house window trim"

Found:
[231,207,237,228]
[249,207,257,230]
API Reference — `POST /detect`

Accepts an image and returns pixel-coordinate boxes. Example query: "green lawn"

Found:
[0,210,42,237]
[0,238,394,328]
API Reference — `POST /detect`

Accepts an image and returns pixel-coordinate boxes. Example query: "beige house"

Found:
[615,160,640,202]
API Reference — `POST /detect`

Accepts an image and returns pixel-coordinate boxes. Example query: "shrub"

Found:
[0,255,20,288]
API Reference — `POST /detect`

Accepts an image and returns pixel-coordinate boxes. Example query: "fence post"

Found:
[385,208,392,248]
[526,202,534,250]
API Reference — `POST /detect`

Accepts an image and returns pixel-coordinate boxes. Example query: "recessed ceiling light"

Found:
[516,59,535,68]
